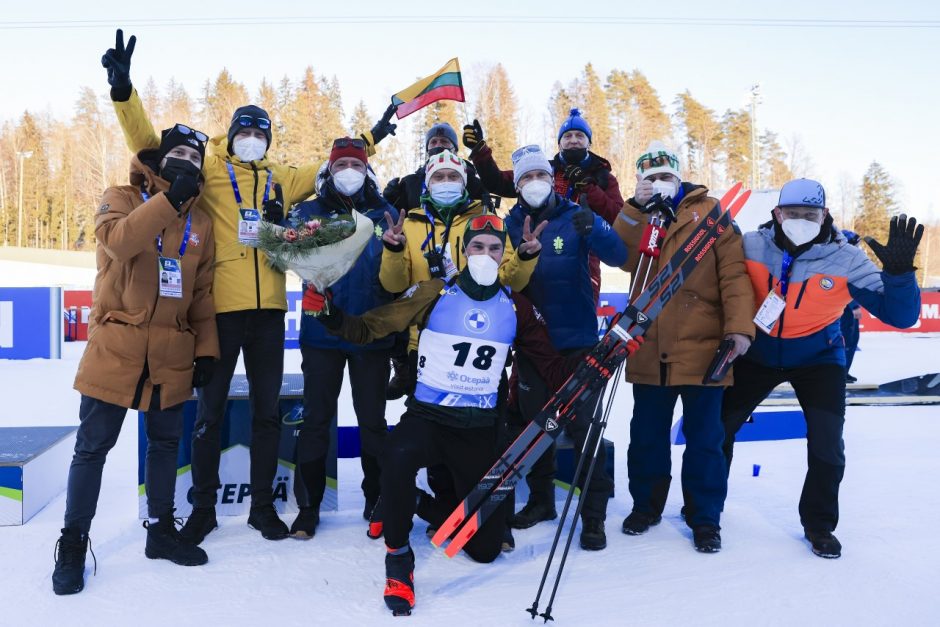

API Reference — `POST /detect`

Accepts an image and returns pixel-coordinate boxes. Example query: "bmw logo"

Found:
[819,277,834,290]
[464,309,490,333]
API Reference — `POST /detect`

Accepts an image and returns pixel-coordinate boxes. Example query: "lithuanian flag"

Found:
[391,58,464,119]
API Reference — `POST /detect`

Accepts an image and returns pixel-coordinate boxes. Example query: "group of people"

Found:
[51,29,924,616]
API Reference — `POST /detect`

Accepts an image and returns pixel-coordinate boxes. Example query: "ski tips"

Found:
[719,181,751,219]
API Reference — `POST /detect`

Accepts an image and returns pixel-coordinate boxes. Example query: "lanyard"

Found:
[777,251,795,298]
[142,188,192,259]
[225,162,273,208]
[420,207,455,253]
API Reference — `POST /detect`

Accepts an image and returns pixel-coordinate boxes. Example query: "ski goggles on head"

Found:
[468,213,505,232]
[636,151,679,173]
[173,123,208,143]
[332,137,366,150]
[234,115,271,130]
[511,144,542,162]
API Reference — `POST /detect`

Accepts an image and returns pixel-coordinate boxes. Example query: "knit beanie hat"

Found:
[511,145,552,187]
[328,137,368,167]
[158,124,207,163]
[557,108,592,143]
[425,149,467,186]
[425,123,458,150]
[227,104,272,151]
[636,141,681,181]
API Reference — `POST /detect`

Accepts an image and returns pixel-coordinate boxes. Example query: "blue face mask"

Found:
[429,181,465,207]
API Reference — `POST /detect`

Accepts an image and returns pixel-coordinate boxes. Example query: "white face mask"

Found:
[781,218,822,247]
[232,135,267,162]
[429,181,465,207]
[332,169,365,196]
[651,179,677,199]
[466,252,499,286]
[521,179,553,207]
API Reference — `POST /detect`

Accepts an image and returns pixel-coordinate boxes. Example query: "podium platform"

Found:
[137,374,336,519]
[0,426,76,525]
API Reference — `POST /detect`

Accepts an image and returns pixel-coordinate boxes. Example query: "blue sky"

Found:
[2,0,938,221]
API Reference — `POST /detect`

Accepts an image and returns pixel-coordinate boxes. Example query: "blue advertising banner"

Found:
[0,287,62,359]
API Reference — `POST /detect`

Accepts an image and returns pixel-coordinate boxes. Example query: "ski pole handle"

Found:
[702,338,737,384]
[639,222,666,258]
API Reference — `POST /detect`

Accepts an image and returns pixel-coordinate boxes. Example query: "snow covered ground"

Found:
[1,334,938,626]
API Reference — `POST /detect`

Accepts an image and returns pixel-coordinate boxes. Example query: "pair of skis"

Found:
[430,183,751,558]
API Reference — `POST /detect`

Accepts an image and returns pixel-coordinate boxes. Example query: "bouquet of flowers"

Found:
[257,210,374,313]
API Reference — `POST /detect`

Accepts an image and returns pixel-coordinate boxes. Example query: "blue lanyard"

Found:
[421,208,436,251]
[777,251,795,297]
[142,188,192,259]
[225,162,273,208]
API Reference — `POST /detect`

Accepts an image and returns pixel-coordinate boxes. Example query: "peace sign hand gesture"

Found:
[382,211,407,249]
[102,29,136,89]
[518,215,547,256]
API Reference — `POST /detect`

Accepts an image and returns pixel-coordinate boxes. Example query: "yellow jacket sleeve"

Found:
[112,89,160,153]
[380,245,413,293]
[498,236,537,292]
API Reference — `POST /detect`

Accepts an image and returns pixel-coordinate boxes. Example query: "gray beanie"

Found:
[425,123,458,150]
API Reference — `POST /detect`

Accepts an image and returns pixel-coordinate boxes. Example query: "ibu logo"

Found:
[464,309,490,333]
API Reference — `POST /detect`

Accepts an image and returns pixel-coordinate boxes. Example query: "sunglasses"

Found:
[173,124,208,143]
[636,152,679,172]
[332,137,366,149]
[235,115,271,130]
[468,213,504,232]
[511,144,542,162]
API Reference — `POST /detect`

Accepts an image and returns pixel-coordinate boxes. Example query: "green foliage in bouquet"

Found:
[257,214,356,273]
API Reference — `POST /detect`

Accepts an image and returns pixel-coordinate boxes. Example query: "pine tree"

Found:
[164,79,194,132]
[474,64,518,172]
[759,130,793,189]
[278,67,345,168]
[606,69,670,185]
[200,69,249,138]
[721,108,752,187]
[579,64,611,156]
[855,161,897,256]
[674,91,721,187]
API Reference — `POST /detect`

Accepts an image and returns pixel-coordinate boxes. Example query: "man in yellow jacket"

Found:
[101,30,319,542]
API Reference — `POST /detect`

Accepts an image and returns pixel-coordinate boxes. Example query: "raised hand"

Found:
[370,103,399,145]
[634,173,654,205]
[463,119,485,150]
[101,28,136,88]
[262,184,284,224]
[518,215,547,256]
[864,214,924,275]
[382,210,407,248]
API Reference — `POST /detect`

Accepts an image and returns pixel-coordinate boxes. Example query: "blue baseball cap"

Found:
[778,178,827,210]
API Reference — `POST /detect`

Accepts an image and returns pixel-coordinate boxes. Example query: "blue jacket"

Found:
[742,223,920,368]
[506,194,628,349]
[293,180,399,352]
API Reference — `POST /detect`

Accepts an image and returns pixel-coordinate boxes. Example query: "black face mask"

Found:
[160,157,201,184]
[561,148,588,165]
[427,146,447,158]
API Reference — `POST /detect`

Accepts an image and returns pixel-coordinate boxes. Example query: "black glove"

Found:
[262,183,284,224]
[101,29,135,90]
[192,357,215,388]
[572,205,594,237]
[463,119,484,150]
[864,213,924,275]
[165,174,200,211]
[369,103,398,145]
[382,177,402,205]
[564,164,595,190]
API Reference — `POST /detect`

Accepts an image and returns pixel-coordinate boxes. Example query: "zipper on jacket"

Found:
[793,281,808,309]
[252,164,262,309]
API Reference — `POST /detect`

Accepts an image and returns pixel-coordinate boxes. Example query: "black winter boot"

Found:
[621,511,662,536]
[502,526,515,553]
[179,506,217,545]
[52,528,92,595]
[509,500,557,530]
[384,547,416,616]
[144,516,208,566]
[580,518,607,551]
[367,497,384,540]
[804,529,842,558]
[692,526,722,553]
[289,507,320,539]
[247,505,289,540]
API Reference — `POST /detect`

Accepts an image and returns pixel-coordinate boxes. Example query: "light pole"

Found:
[15,150,32,248]
[749,84,762,190]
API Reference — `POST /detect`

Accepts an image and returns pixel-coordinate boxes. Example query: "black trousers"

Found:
[65,390,183,533]
[297,344,390,508]
[191,309,285,509]
[722,360,846,533]
[381,410,508,563]
[510,348,612,521]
